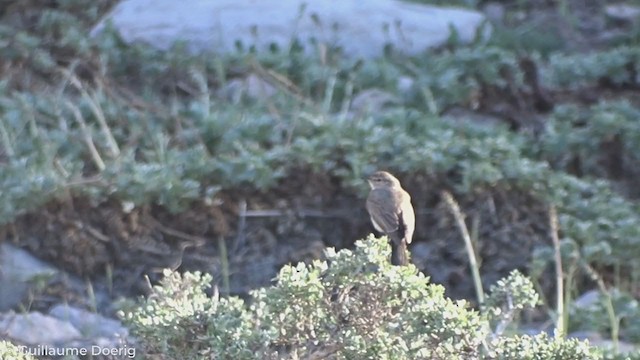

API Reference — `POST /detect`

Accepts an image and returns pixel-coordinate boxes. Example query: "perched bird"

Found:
[366,171,415,266]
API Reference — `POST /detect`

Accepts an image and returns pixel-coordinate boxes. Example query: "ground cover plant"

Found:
[1,0,640,358]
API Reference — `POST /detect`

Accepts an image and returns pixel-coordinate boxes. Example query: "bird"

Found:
[365,171,415,266]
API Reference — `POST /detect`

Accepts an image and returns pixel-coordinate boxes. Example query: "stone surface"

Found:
[569,330,639,354]
[590,339,638,354]
[0,311,81,345]
[605,4,640,23]
[92,0,489,59]
[568,330,603,342]
[0,244,58,311]
[482,2,506,23]
[573,289,600,309]
[396,75,415,96]
[49,304,129,340]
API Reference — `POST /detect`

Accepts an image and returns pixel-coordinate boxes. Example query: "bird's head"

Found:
[367,171,401,189]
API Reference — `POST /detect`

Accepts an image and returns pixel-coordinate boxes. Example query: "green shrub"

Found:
[0,341,35,360]
[488,334,601,360]
[123,236,600,359]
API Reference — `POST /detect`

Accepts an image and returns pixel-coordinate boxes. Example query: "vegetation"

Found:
[1,0,640,358]
[0,341,35,360]
[123,237,600,359]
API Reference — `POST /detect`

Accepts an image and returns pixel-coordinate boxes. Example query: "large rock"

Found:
[49,304,129,340]
[0,244,58,311]
[0,312,81,345]
[92,0,488,58]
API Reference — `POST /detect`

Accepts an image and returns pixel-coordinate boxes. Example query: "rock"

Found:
[92,0,489,59]
[590,339,638,354]
[568,330,603,342]
[0,244,58,311]
[49,304,129,340]
[396,76,415,96]
[573,289,600,309]
[0,311,81,345]
[482,2,506,23]
[605,4,640,23]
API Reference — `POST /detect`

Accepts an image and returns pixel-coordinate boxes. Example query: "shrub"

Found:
[488,334,601,360]
[123,236,601,359]
[0,341,36,360]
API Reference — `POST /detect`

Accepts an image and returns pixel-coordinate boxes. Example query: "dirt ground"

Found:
[1,164,558,314]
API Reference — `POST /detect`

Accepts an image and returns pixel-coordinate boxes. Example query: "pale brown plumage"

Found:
[366,171,415,266]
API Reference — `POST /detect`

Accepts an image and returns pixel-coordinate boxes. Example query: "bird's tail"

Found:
[391,240,410,266]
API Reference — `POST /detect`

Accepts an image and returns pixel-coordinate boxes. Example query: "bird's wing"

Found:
[399,192,415,244]
[366,190,400,234]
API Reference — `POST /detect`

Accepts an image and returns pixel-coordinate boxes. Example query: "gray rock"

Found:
[49,304,129,340]
[482,2,506,23]
[0,311,81,345]
[92,0,489,59]
[0,244,58,311]
[573,289,600,309]
[605,4,640,23]
[568,330,603,342]
[396,76,415,97]
[589,339,638,354]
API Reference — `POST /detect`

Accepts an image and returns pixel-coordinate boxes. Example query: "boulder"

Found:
[92,0,489,59]
[0,311,81,345]
[0,244,58,311]
[49,304,129,340]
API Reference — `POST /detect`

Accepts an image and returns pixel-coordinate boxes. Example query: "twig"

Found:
[65,101,106,172]
[338,72,355,120]
[148,218,207,247]
[322,68,338,114]
[233,199,248,253]
[62,176,106,187]
[84,224,110,243]
[582,261,619,353]
[218,236,230,295]
[549,205,565,338]
[61,68,120,157]
[144,216,208,270]
[442,190,484,306]
[243,208,351,218]
[250,59,314,107]
[0,119,14,158]
[493,294,515,339]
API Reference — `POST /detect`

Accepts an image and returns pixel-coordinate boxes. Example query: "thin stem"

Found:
[65,101,106,172]
[322,68,338,114]
[582,261,619,354]
[549,205,565,338]
[0,119,15,158]
[67,72,120,157]
[442,191,484,305]
[218,236,230,295]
